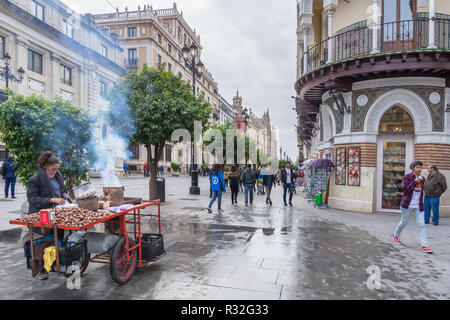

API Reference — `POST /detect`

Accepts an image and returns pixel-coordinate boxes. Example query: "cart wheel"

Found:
[110,236,137,286]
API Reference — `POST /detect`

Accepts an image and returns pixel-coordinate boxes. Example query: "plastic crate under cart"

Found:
[140,234,166,262]
[24,239,89,277]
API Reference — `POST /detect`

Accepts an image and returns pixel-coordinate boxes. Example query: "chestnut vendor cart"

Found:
[10,200,165,286]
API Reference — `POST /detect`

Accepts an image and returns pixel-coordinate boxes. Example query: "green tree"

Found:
[107,64,211,200]
[0,92,94,196]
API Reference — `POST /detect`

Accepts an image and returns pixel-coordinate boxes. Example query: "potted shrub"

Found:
[171,162,181,176]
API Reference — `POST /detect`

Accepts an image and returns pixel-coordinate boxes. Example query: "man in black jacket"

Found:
[281,161,294,206]
[424,165,448,225]
[241,164,256,206]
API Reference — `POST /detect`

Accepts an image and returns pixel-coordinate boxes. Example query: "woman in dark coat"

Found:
[27,151,70,280]
[228,166,240,205]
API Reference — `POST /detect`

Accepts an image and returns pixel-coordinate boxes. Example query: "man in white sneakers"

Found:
[393,161,433,254]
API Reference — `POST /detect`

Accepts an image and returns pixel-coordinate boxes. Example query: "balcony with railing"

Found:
[295,17,450,116]
[125,58,139,69]
[300,18,450,75]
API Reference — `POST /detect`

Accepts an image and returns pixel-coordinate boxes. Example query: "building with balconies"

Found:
[295,0,450,215]
[0,0,125,162]
[92,3,220,173]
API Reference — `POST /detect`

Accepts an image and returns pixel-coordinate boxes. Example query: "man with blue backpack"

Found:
[2,155,18,199]
[207,164,226,214]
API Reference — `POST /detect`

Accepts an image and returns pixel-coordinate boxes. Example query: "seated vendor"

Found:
[27,151,70,280]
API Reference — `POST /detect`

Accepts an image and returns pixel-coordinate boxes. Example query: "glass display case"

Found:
[382,142,406,210]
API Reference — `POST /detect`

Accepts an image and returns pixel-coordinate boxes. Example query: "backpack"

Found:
[1,162,5,178]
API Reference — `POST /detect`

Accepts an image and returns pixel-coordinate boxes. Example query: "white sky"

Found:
[63,0,299,160]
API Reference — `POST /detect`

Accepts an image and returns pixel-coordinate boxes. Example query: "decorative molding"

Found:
[352,87,443,132]
[364,88,433,134]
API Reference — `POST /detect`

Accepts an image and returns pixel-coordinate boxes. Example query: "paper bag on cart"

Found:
[83,232,119,254]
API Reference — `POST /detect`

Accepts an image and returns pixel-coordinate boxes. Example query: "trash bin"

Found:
[157,177,165,202]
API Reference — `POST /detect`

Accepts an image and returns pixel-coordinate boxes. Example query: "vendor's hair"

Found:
[409,160,423,170]
[37,151,60,168]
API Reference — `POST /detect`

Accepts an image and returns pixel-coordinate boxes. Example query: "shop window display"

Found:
[335,148,346,185]
[382,142,406,209]
[347,147,361,186]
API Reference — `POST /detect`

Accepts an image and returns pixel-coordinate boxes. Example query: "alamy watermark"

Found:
[171,121,280,171]
[366,265,381,290]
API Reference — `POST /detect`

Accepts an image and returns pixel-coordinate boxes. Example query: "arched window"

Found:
[379,106,414,134]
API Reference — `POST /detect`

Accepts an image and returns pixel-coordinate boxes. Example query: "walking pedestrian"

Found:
[229,166,240,205]
[2,155,18,198]
[241,164,256,206]
[393,161,433,254]
[159,165,164,177]
[424,165,447,225]
[239,167,244,192]
[262,165,276,206]
[281,161,294,206]
[207,164,226,213]
[123,163,129,177]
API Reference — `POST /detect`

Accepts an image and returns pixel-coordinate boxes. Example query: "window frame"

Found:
[31,0,44,21]
[158,33,162,44]
[100,81,107,97]
[128,27,137,38]
[101,44,108,58]
[63,19,74,39]
[0,35,5,59]
[60,64,72,86]
[28,49,43,74]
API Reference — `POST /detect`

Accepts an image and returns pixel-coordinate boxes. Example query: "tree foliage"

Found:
[107,64,211,199]
[0,92,94,196]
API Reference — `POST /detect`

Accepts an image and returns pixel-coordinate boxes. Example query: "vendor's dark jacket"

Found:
[27,168,67,214]
[424,170,447,198]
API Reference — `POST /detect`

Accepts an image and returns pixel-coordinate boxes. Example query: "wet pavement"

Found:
[1,175,450,300]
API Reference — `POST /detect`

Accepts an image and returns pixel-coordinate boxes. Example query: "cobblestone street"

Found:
[1,175,450,300]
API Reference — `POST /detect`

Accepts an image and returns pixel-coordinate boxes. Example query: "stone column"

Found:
[428,0,437,49]
[327,8,335,63]
[302,26,309,75]
[371,0,380,54]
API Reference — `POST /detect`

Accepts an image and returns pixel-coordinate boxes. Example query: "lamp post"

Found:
[182,43,204,195]
[1,53,25,89]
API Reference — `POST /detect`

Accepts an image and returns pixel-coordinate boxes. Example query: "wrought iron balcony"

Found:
[300,18,450,75]
[125,58,139,69]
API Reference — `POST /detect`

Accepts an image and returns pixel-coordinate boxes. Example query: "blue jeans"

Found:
[394,206,428,247]
[5,177,16,197]
[283,183,293,204]
[424,196,440,223]
[244,184,254,204]
[209,190,222,210]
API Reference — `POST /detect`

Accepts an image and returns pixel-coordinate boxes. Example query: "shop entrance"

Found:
[376,106,415,213]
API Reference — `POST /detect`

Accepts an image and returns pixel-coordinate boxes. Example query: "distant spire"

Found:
[236,87,239,97]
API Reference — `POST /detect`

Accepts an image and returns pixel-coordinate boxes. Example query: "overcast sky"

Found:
[63,0,299,160]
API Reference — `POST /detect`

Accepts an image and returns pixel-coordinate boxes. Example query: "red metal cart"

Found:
[10,200,165,285]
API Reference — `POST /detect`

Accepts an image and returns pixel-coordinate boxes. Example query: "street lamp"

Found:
[182,43,204,195]
[0,53,25,89]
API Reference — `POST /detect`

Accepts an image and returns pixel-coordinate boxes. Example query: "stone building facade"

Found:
[0,0,125,162]
[233,91,278,161]
[295,0,450,215]
[92,3,220,173]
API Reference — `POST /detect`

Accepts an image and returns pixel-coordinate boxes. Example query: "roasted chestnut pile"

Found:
[16,208,115,228]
